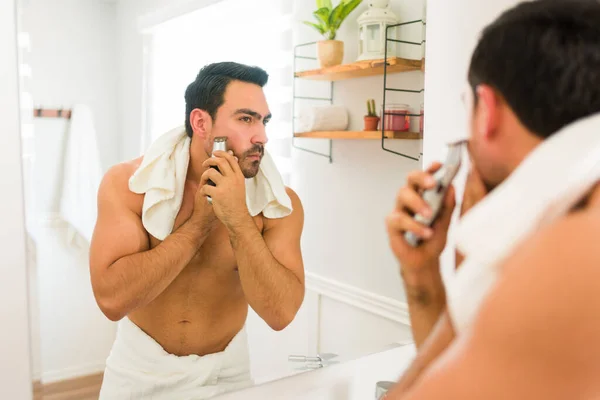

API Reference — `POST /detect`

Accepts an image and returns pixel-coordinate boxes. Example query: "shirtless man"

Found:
[384,1,600,398]
[89,62,305,398]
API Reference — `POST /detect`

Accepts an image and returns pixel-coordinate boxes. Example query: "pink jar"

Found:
[383,104,410,132]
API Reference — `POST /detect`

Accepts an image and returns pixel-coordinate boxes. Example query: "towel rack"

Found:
[33,108,72,119]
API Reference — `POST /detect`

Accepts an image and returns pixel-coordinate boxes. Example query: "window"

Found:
[143,0,293,179]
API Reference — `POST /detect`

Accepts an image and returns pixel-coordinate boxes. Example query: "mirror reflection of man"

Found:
[385,0,600,398]
[90,62,305,399]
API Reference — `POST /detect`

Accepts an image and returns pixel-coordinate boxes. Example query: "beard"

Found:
[239,144,264,178]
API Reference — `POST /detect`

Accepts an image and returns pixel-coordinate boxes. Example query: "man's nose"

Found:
[252,124,268,145]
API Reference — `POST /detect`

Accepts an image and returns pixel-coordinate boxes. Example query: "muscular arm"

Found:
[402,264,447,348]
[89,165,213,321]
[227,187,305,331]
[392,211,600,399]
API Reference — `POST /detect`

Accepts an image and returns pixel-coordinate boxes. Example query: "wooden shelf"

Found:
[294,57,423,81]
[294,131,423,140]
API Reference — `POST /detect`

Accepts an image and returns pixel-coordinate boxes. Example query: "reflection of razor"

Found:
[405,143,464,247]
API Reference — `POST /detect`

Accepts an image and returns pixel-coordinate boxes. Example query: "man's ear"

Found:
[189,108,212,139]
[474,85,500,141]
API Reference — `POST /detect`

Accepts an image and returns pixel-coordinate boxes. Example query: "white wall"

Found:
[292,0,425,302]
[21,0,120,169]
[19,0,120,382]
[422,0,523,280]
[0,0,33,398]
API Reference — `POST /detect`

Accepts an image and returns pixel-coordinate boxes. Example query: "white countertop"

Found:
[214,343,417,400]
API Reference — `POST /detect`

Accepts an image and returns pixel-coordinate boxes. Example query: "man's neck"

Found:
[187,139,210,184]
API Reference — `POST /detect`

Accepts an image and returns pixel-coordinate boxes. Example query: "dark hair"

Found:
[184,62,269,137]
[468,0,600,138]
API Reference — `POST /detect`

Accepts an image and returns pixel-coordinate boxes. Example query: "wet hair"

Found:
[468,0,600,138]
[184,62,269,137]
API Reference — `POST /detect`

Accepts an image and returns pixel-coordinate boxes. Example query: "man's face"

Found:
[463,85,512,192]
[205,80,271,178]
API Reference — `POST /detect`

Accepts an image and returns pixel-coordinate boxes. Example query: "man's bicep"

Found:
[263,187,305,282]
[89,170,149,276]
[399,214,600,400]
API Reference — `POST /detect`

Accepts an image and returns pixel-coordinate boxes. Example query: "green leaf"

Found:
[329,2,345,30]
[339,0,362,23]
[303,21,326,35]
[317,0,333,10]
[313,7,331,29]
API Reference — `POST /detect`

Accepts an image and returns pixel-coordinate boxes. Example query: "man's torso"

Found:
[123,158,265,357]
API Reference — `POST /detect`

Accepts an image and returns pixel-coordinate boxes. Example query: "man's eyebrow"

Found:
[234,108,272,121]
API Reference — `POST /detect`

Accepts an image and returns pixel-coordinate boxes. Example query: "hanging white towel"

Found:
[58,104,103,247]
[128,126,292,241]
[446,112,600,334]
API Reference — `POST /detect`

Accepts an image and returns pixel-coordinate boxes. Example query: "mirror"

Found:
[17,0,425,398]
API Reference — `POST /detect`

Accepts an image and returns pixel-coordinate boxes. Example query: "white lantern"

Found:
[357,0,400,61]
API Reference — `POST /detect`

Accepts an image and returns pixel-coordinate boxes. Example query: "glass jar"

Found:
[382,103,410,132]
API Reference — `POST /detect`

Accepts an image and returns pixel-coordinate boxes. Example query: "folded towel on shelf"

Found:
[128,126,292,241]
[296,105,349,132]
[446,112,600,334]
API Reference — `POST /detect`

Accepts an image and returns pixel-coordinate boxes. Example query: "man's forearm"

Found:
[228,216,304,331]
[402,262,447,348]
[98,217,212,320]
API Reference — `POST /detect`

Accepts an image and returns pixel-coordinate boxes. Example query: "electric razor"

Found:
[404,142,464,247]
[207,137,227,204]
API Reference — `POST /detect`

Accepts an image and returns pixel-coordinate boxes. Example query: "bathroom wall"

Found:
[19,0,120,382]
[0,1,33,398]
[291,0,423,353]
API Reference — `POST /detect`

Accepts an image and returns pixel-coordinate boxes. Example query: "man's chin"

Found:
[241,162,260,179]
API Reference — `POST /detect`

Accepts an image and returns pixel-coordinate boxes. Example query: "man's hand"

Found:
[200,150,250,229]
[386,162,456,277]
[386,162,456,347]
[189,178,218,232]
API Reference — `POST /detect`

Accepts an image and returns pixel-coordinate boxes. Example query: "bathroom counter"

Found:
[214,343,417,400]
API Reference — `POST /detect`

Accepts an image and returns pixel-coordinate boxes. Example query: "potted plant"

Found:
[303,0,363,68]
[364,99,380,131]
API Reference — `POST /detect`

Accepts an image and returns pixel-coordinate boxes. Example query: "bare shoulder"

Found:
[263,187,304,230]
[98,156,144,214]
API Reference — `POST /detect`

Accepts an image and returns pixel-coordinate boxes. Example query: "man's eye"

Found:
[263,119,270,126]
[240,116,252,123]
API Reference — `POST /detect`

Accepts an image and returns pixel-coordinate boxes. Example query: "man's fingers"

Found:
[212,150,242,175]
[200,167,223,187]
[407,170,438,192]
[203,155,233,176]
[386,211,434,240]
[425,161,443,174]
[200,184,216,198]
[396,186,433,217]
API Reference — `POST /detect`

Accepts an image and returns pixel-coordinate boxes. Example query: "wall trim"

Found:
[306,272,411,326]
[42,362,106,384]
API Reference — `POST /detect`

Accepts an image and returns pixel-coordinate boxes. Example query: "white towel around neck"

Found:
[447,112,600,334]
[128,126,292,241]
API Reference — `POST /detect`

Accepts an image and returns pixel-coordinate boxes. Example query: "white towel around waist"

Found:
[99,317,253,400]
[446,112,600,334]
